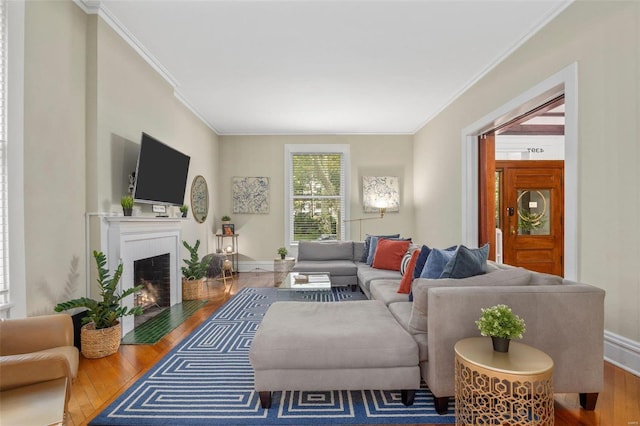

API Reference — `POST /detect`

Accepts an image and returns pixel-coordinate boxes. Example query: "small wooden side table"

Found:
[454,337,554,425]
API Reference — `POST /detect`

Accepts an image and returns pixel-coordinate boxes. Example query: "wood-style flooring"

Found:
[67,272,640,426]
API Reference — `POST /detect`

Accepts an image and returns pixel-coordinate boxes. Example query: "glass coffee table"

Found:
[276,272,332,300]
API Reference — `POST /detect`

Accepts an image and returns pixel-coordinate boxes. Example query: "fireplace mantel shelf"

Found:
[104,216,187,223]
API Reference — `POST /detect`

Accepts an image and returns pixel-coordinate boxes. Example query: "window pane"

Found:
[517,189,550,236]
[293,198,341,241]
[292,154,342,197]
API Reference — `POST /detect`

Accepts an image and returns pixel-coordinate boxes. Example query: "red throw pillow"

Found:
[398,249,420,294]
[372,239,411,271]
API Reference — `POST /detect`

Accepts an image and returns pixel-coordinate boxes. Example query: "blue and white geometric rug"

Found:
[90,288,455,425]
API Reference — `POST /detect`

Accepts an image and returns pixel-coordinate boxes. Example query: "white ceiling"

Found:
[91,0,572,135]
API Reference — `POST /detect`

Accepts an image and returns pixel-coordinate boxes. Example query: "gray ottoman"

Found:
[249,300,420,408]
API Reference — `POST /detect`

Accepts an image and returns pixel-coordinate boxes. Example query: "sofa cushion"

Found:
[292,260,357,277]
[297,241,354,261]
[398,249,420,293]
[361,234,399,262]
[372,239,411,271]
[370,280,408,305]
[529,272,564,286]
[440,244,489,279]
[357,263,403,294]
[387,302,414,334]
[413,245,432,279]
[419,246,457,279]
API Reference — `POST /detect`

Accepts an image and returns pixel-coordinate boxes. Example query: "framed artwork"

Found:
[222,223,235,235]
[363,176,400,213]
[232,177,270,214]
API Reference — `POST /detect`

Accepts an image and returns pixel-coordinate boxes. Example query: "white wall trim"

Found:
[238,261,274,273]
[7,0,26,318]
[604,330,640,378]
[461,62,578,281]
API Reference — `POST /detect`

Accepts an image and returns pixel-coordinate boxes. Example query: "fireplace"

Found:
[134,253,171,327]
[101,217,183,336]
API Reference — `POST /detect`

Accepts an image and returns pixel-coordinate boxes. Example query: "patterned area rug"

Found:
[90,288,455,425]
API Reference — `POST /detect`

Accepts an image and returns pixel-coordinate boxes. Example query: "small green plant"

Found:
[221,215,231,222]
[180,204,189,213]
[277,247,288,259]
[121,195,134,209]
[475,304,526,339]
[181,240,210,280]
[55,251,143,329]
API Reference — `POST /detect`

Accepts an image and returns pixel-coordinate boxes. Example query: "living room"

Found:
[1,0,639,425]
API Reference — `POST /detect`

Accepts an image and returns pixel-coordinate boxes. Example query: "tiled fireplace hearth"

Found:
[101,217,183,336]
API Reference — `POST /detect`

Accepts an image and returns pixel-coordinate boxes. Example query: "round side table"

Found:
[454,337,554,425]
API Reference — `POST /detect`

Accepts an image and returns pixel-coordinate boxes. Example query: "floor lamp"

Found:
[344,205,387,241]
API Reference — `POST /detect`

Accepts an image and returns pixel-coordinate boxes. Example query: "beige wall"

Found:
[218,135,414,264]
[22,1,219,314]
[413,1,640,343]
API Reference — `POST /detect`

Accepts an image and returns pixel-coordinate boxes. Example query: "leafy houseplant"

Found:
[475,304,526,352]
[277,247,288,260]
[55,251,143,358]
[121,195,134,216]
[180,204,189,218]
[181,240,210,300]
[221,215,231,223]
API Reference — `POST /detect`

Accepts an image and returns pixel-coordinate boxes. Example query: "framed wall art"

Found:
[362,176,400,213]
[232,177,270,214]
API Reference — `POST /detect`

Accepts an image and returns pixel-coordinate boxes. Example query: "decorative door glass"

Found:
[517,190,550,235]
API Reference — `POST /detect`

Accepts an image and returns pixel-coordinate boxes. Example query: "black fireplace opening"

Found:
[133,253,171,327]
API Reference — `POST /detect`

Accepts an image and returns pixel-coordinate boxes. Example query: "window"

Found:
[285,145,349,244]
[0,0,8,315]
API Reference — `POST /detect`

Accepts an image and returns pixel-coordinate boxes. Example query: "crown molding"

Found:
[73,0,220,134]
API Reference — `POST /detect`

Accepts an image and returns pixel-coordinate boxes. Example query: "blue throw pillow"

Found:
[361,233,399,262]
[440,244,489,279]
[366,236,381,265]
[413,245,432,279]
[419,246,457,279]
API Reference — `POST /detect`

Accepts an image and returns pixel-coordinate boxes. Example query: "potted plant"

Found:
[475,304,526,353]
[277,247,288,260]
[121,195,134,216]
[54,251,143,358]
[181,240,210,300]
[221,215,231,224]
[180,204,189,218]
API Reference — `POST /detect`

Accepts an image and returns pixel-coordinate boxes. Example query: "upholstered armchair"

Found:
[0,314,80,409]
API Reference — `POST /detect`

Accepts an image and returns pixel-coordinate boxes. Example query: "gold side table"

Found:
[454,337,554,425]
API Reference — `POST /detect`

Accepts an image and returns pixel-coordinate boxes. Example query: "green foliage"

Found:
[277,247,288,257]
[181,240,209,280]
[121,195,134,209]
[221,215,231,222]
[475,304,526,339]
[54,251,143,329]
[180,204,189,213]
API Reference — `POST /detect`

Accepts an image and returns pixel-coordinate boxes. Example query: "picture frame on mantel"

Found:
[222,224,235,235]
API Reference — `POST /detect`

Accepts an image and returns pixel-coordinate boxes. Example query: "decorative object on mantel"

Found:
[232,176,270,214]
[180,204,189,218]
[475,304,526,353]
[190,175,209,223]
[277,247,288,260]
[181,240,210,300]
[121,195,134,216]
[54,251,143,358]
[363,176,400,214]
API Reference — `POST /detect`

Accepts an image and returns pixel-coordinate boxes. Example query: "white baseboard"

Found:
[238,261,274,273]
[604,330,640,377]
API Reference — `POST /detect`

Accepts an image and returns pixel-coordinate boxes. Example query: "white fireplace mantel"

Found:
[100,217,184,336]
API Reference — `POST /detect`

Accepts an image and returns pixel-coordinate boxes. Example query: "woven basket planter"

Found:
[182,277,205,300]
[81,321,121,359]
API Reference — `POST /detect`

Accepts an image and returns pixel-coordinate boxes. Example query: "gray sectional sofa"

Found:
[289,240,606,414]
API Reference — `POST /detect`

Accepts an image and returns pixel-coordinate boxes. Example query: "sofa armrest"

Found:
[0,352,72,392]
[0,314,74,355]
[425,284,605,399]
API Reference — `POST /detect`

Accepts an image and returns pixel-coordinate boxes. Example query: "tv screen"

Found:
[133,133,191,206]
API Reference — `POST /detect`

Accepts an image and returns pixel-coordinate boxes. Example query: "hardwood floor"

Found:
[67,273,640,426]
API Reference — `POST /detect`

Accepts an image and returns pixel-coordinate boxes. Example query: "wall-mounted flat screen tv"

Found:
[133,132,191,206]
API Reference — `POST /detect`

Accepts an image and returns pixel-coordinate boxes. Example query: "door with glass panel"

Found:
[496,161,564,276]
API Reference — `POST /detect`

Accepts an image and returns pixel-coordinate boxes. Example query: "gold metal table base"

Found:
[454,337,554,425]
